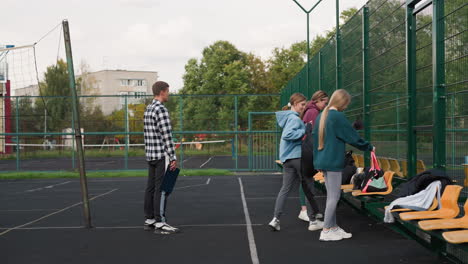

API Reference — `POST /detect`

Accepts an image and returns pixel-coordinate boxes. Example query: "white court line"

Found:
[238,178,260,264]
[0,223,264,230]
[96,223,263,229]
[246,195,326,200]
[0,189,118,237]
[175,178,211,190]
[24,181,71,193]
[0,180,69,184]
[88,178,205,182]
[0,209,60,212]
[0,226,83,230]
[199,157,213,168]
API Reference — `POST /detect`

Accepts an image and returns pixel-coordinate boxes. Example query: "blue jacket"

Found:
[276,110,305,163]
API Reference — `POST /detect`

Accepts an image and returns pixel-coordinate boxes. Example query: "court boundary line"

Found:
[0,189,118,237]
[199,157,213,168]
[246,195,327,199]
[174,178,211,190]
[238,177,260,264]
[0,223,265,230]
[24,181,71,193]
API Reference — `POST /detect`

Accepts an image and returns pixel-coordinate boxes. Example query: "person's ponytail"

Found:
[281,102,292,111]
[317,106,330,150]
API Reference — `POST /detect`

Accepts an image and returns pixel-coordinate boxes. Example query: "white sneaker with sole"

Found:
[154,223,179,234]
[268,217,280,231]
[144,219,156,230]
[335,227,352,239]
[319,229,343,241]
[298,210,309,222]
[308,220,324,231]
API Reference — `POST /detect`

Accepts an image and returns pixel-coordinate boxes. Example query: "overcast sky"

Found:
[2,0,368,92]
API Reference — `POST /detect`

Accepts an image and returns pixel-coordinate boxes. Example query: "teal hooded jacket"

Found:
[313,110,373,171]
[276,110,305,163]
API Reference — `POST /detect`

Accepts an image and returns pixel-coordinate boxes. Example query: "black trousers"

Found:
[144,159,167,222]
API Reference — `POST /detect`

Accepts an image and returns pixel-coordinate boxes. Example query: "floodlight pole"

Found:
[292,0,323,94]
[63,19,92,228]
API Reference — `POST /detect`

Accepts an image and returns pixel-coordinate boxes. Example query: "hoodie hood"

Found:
[276,110,299,129]
[305,101,320,112]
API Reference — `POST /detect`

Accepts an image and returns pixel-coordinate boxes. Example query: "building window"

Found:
[120,79,131,86]
[133,80,145,86]
[121,79,146,87]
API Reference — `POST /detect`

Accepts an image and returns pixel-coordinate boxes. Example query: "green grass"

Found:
[0,169,234,179]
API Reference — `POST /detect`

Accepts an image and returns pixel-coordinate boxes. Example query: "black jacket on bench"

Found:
[396,169,453,198]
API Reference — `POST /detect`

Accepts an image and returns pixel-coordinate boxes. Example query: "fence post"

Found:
[362,6,371,167]
[335,0,342,91]
[179,96,184,169]
[432,0,446,170]
[248,112,252,170]
[406,4,417,178]
[319,51,323,91]
[234,96,238,170]
[124,96,129,170]
[15,96,19,171]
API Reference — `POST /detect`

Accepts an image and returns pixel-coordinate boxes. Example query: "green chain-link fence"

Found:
[0,94,281,172]
[281,0,467,191]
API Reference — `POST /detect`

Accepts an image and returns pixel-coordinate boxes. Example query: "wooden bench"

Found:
[417,159,426,174]
[388,158,403,177]
[442,230,468,244]
[399,185,463,221]
[418,199,468,230]
[351,171,395,196]
[352,153,359,167]
[378,158,391,172]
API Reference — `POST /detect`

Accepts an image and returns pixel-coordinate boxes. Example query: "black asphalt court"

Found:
[1,175,449,264]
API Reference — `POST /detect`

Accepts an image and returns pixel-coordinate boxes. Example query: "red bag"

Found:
[362,152,386,193]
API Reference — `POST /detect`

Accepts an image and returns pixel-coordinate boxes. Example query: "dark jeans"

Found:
[144,158,167,222]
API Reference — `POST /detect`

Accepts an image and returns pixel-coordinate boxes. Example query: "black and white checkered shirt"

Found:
[144,99,177,162]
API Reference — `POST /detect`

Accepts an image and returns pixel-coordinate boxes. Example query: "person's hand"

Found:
[170,160,177,171]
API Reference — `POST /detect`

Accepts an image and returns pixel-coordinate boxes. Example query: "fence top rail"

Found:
[4,94,281,99]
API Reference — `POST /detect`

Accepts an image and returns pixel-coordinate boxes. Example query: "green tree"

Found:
[181,41,253,131]
[12,97,41,133]
[35,59,73,132]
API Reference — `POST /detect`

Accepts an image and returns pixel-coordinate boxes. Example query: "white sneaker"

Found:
[334,227,352,239]
[268,217,280,231]
[154,222,179,234]
[308,220,324,231]
[144,219,156,230]
[298,210,310,222]
[319,229,343,241]
[315,213,324,219]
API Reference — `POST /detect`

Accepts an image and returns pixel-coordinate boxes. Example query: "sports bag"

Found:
[362,152,387,193]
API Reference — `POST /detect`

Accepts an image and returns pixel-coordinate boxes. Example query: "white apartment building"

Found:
[79,70,158,115]
[12,84,39,97]
[8,70,158,115]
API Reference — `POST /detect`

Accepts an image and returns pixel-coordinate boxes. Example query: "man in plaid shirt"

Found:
[143,81,179,234]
